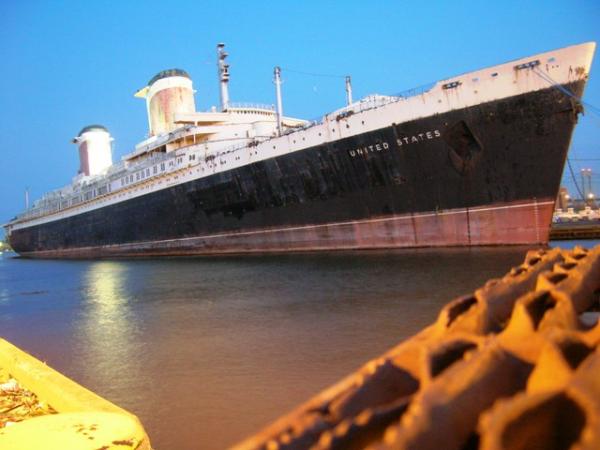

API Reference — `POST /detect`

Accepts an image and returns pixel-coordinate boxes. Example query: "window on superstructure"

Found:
[153,166,157,174]
[161,163,165,171]
[146,168,150,176]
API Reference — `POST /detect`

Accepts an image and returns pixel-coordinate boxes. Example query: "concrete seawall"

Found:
[235,245,600,450]
[0,339,151,449]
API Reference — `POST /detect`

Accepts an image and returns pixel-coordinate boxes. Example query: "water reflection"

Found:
[84,261,129,323]
[0,288,9,304]
[76,261,145,403]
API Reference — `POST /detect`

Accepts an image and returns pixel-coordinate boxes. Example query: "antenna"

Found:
[345,76,353,105]
[25,187,29,210]
[217,43,230,111]
[274,66,283,136]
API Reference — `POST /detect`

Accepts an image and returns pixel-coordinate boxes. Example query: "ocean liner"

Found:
[4,42,596,258]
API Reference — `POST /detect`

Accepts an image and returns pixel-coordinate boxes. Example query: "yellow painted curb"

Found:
[0,412,147,450]
[0,339,151,449]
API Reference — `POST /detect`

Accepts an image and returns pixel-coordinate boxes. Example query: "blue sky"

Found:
[1,0,599,235]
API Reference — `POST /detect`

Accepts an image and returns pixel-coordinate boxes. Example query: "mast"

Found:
[274,66,283,136]
[25,187,29,210]
[345,75,353,105]
[217,43,230,111]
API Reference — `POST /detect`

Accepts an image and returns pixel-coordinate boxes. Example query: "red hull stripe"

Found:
[20,199,554,258]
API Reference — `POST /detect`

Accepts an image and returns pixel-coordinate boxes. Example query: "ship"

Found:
[4,42,596,258]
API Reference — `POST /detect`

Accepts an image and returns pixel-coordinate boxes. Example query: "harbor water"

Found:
[0,241,596,449]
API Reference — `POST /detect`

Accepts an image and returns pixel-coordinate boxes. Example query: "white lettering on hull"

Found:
[348,129,441,158]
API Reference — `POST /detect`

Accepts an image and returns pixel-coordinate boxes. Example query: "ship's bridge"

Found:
[123,104,307,162]
[127,44,310,163]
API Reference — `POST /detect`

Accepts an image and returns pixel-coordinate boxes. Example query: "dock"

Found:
[550,221,600,240]
[0,339,152,450]
[235,245,600,450]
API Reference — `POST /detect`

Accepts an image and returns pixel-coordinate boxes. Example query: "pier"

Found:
[550,221,600,240]
[0,339,151,449]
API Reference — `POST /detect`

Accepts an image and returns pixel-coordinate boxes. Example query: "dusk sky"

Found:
[1,0,599,236]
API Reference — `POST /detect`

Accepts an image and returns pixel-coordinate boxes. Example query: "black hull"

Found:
[10,82,585,257]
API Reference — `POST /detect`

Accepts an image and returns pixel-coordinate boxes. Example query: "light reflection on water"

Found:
[82,262,129,324]
[0,288,9,304]
[0,242,597,449]
[75,262,147,404]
